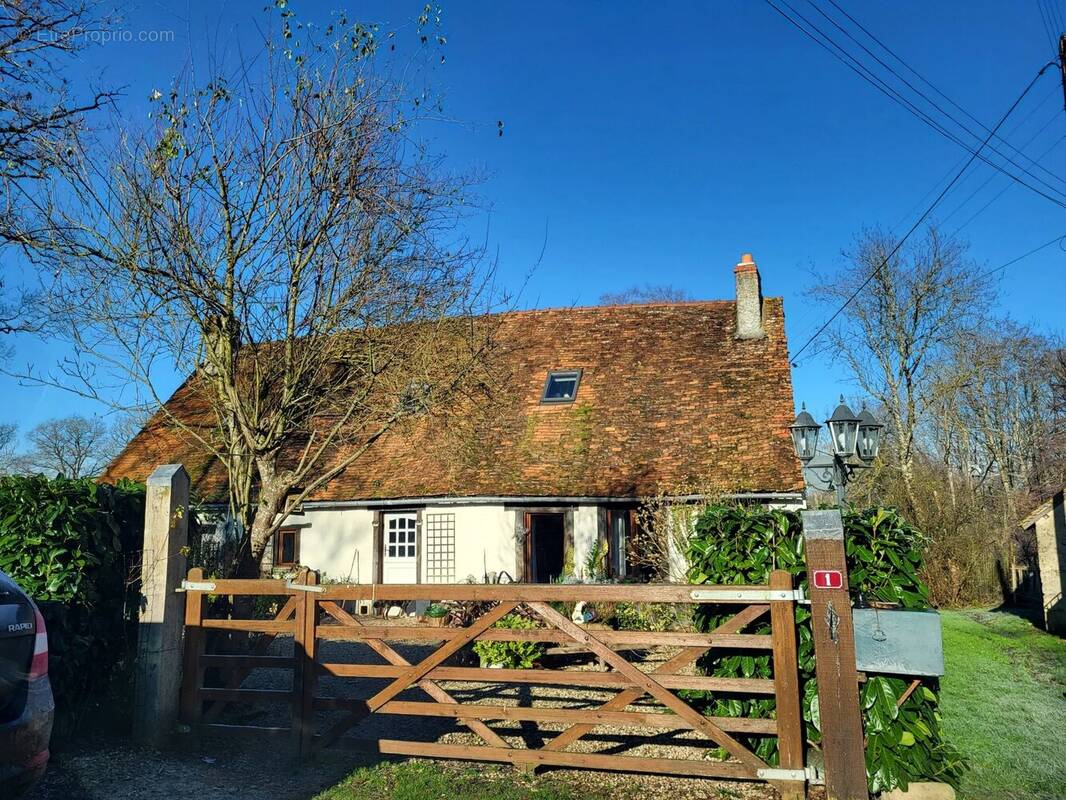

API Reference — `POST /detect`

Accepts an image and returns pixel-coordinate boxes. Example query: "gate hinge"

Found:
[180,580,217,592]
[755,765,822,783]
[285,580,325,593]
[689,587,806,603]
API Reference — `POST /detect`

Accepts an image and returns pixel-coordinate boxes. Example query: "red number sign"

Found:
[812,569,844,590]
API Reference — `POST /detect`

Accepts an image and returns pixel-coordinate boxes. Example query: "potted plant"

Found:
[423,602,448,627]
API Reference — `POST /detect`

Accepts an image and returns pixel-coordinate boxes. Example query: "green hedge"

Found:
[685,504,965,794]
[0,475,145,734]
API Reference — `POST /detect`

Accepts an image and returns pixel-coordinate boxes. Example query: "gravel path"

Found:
[24,626,794,800]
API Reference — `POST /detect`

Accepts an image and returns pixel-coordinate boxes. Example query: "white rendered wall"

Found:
[428,504,518,583]
[293,507,375,583]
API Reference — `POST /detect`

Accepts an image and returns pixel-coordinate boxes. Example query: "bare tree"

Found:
[15,11,499,574]
[0,1,116,333]
[0,0,114,230]
[0,422,18,473]
[599,284,691,305]
[23,414,115,477]
[811,226,993,514]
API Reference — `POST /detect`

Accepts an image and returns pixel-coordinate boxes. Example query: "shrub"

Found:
[0,475,145,735]
[613,601,691,632]
[685,503,965,794]
[472,614,545,668]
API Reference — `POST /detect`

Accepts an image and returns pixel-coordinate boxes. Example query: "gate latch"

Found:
[179,580,217,592]
[285,580,325,593]
[755,765,823,784]
[689,587,806,603]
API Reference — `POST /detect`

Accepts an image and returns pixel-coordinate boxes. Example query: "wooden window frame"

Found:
[274,527,300,568]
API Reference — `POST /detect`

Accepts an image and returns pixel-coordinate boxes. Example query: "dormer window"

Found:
[541,369,582,404]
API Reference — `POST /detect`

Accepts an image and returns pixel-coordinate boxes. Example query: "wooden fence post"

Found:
[769,569,805,800]
[802,510,868,800]
[292,569,319,757]
[133,463,190,745]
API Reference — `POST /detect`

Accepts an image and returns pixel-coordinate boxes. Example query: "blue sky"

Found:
[4,0,1064,439]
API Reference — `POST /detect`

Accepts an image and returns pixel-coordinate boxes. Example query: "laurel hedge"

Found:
[685,504,965,794]
[0,475,145,734]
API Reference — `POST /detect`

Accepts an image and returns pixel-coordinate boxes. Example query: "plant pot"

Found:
[424,615,444,627]
[880,781,956,800]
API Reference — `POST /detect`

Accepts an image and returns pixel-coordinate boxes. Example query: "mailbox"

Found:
[852,608,944,677]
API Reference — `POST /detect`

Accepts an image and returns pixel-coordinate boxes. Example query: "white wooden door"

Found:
[382,512,418,583]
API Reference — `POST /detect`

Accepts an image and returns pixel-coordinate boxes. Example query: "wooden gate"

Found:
[179,568,806,799]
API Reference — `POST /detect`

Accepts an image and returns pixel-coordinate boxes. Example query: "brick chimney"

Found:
[734,252,764,340]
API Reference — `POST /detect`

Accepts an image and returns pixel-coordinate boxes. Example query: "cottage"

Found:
[104,253,804,583]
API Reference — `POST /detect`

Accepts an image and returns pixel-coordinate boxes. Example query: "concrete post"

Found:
[133,464,190,745]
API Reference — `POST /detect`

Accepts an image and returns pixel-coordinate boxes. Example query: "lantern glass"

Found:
[789,406,820,462]
[826,398,860,458]
[857,407,883,462]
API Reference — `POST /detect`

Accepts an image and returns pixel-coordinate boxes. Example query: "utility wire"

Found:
[942,111,1064,227]
[952,134,1066,235]
[788,60,1058,366]
[977,233,1066,280]
[766,0,1066,209]
[1037,0,1059,53]
[891,83,1061,233]
[823,0,1066,190]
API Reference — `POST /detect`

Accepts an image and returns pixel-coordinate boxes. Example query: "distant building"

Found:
[1015,488,1066,635]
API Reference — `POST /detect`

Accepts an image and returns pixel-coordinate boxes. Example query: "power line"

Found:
[789,60,1058,366]
[942,111,1064,228]
[823,0,1066,191]
[766,0,1066,209]
[1037,0,1059,53]
[892,82,1061,233]
[977,233,1066,280]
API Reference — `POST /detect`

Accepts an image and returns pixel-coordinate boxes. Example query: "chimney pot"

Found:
[734,251,764,339]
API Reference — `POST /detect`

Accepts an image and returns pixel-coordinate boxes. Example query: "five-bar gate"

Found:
[179,568,807,799]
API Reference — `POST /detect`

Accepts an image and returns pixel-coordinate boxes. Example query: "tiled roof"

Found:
[103,299,804,500]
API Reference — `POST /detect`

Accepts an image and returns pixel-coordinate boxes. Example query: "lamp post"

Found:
[790,397,884,505]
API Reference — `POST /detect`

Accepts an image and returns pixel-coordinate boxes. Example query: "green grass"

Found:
[939,610,1066,800]
[313,760,627,800]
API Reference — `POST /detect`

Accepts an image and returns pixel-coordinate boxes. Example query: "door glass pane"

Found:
[611,513,628,576]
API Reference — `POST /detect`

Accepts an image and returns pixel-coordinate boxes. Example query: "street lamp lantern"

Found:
[826,396,861,458]
[791,396,885,506]
[789,404,821,463]
[856,406,884,463]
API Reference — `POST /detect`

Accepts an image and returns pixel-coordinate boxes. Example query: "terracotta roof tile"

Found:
[103,299,804,500]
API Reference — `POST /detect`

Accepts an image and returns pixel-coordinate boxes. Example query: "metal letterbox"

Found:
[852,608,944,677]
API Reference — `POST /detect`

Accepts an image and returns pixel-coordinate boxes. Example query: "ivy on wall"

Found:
[0,475,145,736]
[684,504,965,793]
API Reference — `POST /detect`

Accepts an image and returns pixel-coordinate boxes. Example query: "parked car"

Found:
[0,570,53,796]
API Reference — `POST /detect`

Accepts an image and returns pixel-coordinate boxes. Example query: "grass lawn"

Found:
[939,610,1066,800]
[313,761,631,800]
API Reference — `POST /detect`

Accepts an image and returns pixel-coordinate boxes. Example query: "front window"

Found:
[274,528,299,567]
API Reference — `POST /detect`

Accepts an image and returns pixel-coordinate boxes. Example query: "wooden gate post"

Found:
[769,569,806,800]
[292,569,319,757]
[133,463,191,745]
[801,510,868,800]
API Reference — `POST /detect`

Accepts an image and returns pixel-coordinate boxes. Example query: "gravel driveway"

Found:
[24,628,789,800]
